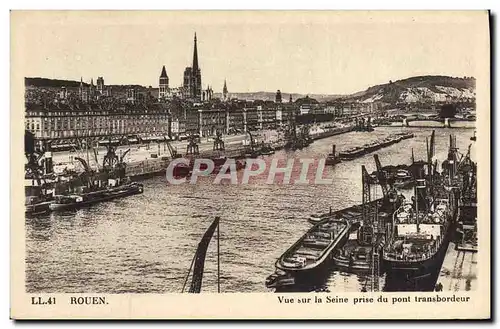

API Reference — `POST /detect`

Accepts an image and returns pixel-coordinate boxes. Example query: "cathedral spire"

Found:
[192,32,199,72]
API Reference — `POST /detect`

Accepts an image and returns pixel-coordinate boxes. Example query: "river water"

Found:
[25,123,476,293]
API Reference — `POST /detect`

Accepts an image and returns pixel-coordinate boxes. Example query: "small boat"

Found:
[25,199,54,216]
[393,169,414,189]
[308,212,333,224]
[470,131,476,141]
[49,182,143,211]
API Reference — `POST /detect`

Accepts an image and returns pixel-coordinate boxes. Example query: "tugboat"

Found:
[470,130,476,141]
[325,145,341,166]
[333,223,374,272]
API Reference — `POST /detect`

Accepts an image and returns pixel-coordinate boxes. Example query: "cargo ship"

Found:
[383,199,454,276]
[382,177,455,277]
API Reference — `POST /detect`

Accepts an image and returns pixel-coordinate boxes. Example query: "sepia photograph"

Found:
[10,10,490,319]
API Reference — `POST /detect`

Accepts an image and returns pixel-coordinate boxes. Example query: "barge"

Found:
[49,182,143,211]
[339,132,414,161]
[275,219,350,274]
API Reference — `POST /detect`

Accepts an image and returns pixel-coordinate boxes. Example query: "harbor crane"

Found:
[361,165,382,292]
[165,139,181,159]
[213,131,225,151]
[186,134,200,156]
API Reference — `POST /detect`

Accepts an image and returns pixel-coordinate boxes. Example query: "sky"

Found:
[12,11,487,95]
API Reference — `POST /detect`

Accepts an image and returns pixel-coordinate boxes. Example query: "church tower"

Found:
[191,33,202,100]
[159,65,169,100]
[182,33,202,101]
[222,79,228,102]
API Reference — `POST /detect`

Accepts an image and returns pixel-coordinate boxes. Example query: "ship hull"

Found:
[25,201,53,216]
[275,223,351,276]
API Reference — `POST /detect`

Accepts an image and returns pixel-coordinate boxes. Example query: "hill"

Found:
[345,75,476,104]
[25,77,86,88]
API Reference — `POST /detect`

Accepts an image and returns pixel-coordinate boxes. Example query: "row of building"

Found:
[25,97,382,145]
[24,102,298,142]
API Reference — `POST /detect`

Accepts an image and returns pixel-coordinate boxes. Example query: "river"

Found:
[25,124,476,293]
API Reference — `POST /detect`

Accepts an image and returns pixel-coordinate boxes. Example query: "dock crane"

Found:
[74,156,96,189]
[373,154,399,212]
[213,130,225,151]
[361,165,382,292]
[186,134,200,156]
[373,154,389,198]
[165,139,181,159]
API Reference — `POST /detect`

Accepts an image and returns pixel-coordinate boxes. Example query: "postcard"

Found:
[11,10,490,319]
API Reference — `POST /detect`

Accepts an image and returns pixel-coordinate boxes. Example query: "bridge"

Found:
[372,114,475,129]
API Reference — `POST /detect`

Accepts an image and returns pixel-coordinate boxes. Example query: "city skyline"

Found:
[16,11,482,95]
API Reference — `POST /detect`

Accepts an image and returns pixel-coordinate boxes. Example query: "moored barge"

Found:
[339,132,414,161]
[49,182,143,211]
[275,219,350,274]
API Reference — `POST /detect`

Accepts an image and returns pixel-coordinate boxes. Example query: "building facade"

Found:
[25,103,171,146]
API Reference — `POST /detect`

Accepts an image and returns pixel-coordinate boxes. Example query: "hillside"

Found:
[346,75,476,104]
[25,77,86,88]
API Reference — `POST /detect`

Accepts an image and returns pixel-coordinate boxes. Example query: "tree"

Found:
[439,104,457,118]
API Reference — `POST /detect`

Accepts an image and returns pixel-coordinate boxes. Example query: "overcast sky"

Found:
[13,11,486,95]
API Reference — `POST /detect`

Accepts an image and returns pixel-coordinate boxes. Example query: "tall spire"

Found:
[192,32,199,71]
[160,65,168,78]
[223,79,228,93]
